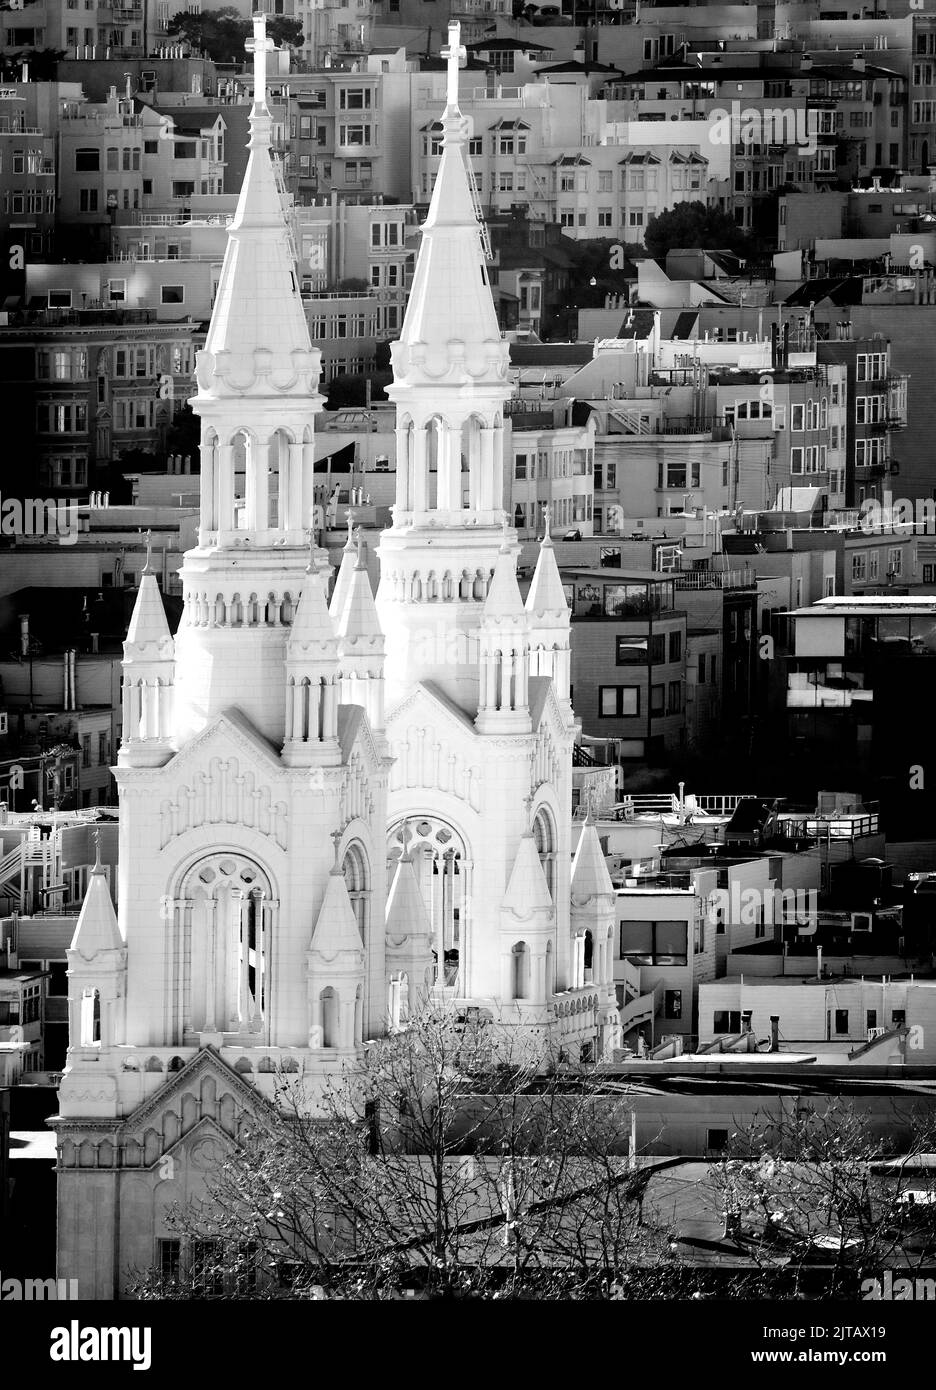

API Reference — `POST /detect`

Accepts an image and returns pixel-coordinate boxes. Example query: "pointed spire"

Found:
[309,868,364,957]
[388,21,508,392]
[126,571,172,651]
[502,832,553,914]
[386,851,433,943]
[525,511,570,619]
[289,566,338,650]
[571,819,616,901]
[70,848,123,957]
[192,12,320,405]
[482,543,526,623]
[329,523,359,621]
[336,553,383,644]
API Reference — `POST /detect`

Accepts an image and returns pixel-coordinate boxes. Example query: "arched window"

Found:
[320,987,339,1048]
[342,842,370,942]
[512,941,530,1000]
[388,818,468,990]
[533,808,557,901]
[180,855,273,1041]
[80,987,101,1046]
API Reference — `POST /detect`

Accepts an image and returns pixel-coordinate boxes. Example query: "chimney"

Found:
[770,1015,780,1052]
[817,944,823,978]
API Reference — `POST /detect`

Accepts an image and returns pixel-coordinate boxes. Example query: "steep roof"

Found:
[389,49,509,392]
[70,855,123,957]
[571,819,615,901]
[483,543,527,623]
[288,567,338,651]
[502,832,553,915]
[525,521,570,620]
[125,571,173,653]
[193,18,320,403]
[309,868,364,958]
[385,850,433,941]
[336,548,383,644]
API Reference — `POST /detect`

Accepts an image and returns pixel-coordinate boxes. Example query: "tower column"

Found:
[217,443,236,539]
[246,437,270,531]
[439,424,462,511]
[395,425,411,510]
[286,441,304,531]
[479,427,497,510]
[199,439,216,538]
[413,425,429,511]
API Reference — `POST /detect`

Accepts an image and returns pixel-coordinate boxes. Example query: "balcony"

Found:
[673,567,755,591]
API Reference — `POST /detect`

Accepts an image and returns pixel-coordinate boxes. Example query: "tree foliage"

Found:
[129,1006,685,1300]
[644,201,751,259]
[712,1103,936,1298]
[166,8,303,63]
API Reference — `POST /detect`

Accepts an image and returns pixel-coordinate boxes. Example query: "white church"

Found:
[53,18,620,1297]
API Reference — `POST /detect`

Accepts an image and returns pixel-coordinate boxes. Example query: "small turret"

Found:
[385,831,435,1023]
[66,833,126,1054]
[118,536,175,768]
[283,561,342,768]
[476,528,531,734]
[525,506,572,710]
[336,531,386,733]
[307,840,365,1052]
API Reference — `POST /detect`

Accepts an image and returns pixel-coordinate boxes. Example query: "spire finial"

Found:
[91,826,103,872]
[330,827,343,873]
[523,792,534,831]
[400,819,412,862]
[307,528,315,574]
[355,528,364,570]
[344,509,356,551]
[245,13,275,147]
[440,20,466,113]
[142,528,153,575]
[500,512,510,553]
[542,503,552,544]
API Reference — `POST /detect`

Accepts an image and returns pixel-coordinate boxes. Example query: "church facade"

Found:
[52,17,619,1299]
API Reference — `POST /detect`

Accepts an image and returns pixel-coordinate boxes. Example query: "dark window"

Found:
[650,684,665,715]
[616,635,648,664]
[892,1009,906,1027]
[698,652,706,682]
[866,1009,877,1031]
[664,989,682,1018]
[75,147,99,171]
[620,919,688,965]
[834,1008,849,1034]
[713,1010,741,1033]
[668,630,682,662]
[158,1238,181,1283]
[707,1128,730,1151]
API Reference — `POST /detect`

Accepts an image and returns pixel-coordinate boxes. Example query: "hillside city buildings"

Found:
[2,0,936,1307]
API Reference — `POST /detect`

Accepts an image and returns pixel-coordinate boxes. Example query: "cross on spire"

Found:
[344,509,356,550]
[245,12,275,112]
[142,528,153,574]
[92,826,102,871]
[307,528,316,573]
[330,827,343,871]
[440,20,466,112]
[355,527,364,569]
[542,503,552,543]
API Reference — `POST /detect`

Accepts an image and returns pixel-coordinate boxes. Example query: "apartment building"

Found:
[510,411,595,538]
[284,66,412,205]
[0,297,202,492]
[293,199,418,338]
[563,566,689,759]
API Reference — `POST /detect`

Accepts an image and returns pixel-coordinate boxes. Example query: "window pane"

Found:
[654,921,688,966]
[620,920,653,962]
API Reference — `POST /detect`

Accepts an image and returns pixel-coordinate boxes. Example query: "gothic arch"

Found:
[533,805,557,901]
[172,852,277,1044]
[388,817,469,990]
[341,839,370,943]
